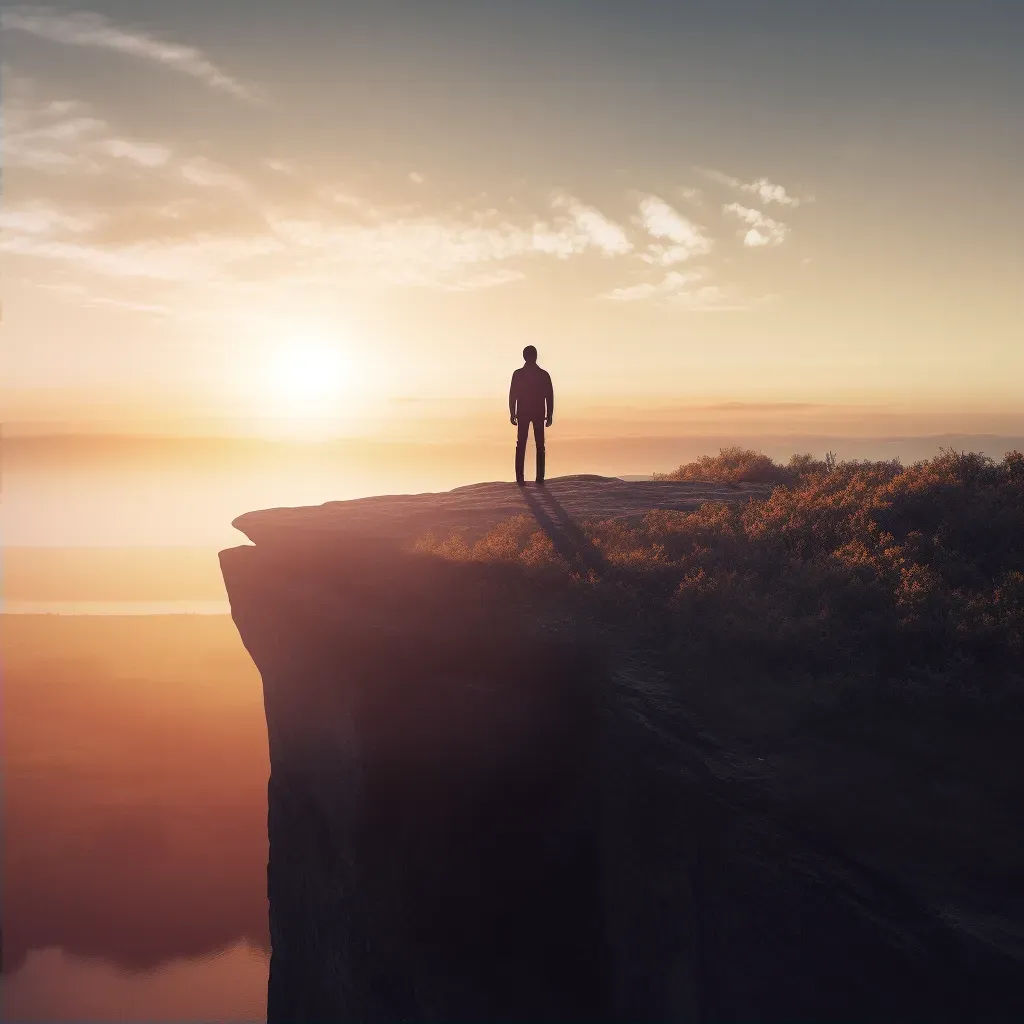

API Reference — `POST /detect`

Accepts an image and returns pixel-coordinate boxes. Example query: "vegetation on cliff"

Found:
[424,448,1024,691]
[418,446,1024,904]
[419,445,1024,801]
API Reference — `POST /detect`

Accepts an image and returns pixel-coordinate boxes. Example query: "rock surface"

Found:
[230,475,771,547]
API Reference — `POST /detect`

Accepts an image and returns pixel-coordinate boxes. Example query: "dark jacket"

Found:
[509,365,554,420]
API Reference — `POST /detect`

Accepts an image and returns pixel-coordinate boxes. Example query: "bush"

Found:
[428,450,1024,710]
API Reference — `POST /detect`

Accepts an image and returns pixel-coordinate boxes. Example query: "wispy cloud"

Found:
[697,167,809,206]
[604,267,752,310]
[635,196,712,261]
[266,202,625,286]
[96,138,172,168]
[4,81,768,307]
[4,80,177,176]
[264,158,298,176]
[0,230,283,282]
[180,157,248,192]
[743,178,803,206]
[1,7,259,101]
[605,269,702,302]
[444,268,525,291]
[552,192,633,256]
[640,244,700,267]
[722,202,789,247]
[0,202,101,236]
[32,280,174,316]
[6,79,257,201]
[2,160,639,295]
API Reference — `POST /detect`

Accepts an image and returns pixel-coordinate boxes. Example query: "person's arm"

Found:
[509,372,518,424]
[545,372,554,425]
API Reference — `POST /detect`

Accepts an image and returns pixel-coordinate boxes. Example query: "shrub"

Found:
[653,446,791,484]
[426,450,1024,711]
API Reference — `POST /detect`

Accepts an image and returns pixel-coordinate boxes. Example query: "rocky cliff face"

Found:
[220,478,720,1021]
[221,477,1021,1022]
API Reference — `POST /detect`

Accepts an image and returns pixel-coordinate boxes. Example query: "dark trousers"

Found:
[515,416,545,483]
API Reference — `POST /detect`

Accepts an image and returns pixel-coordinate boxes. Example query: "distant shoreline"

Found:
[2,601,231,616]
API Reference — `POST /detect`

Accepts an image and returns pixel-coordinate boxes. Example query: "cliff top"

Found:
[231,474,771,547]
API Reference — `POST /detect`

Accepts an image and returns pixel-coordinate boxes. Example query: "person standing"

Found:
[509,346,554,485]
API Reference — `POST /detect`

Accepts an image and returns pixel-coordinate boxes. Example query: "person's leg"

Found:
[515,418,529,484]
[534,416,546,484]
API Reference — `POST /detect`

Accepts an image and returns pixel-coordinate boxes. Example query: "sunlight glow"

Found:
[275,342,346,402]
[262,335,359,418]
[242,329,379,439]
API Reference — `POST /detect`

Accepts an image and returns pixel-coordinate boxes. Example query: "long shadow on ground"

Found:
[522,485,607,576]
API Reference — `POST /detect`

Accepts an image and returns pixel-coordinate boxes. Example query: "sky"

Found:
[3,0,1022,437]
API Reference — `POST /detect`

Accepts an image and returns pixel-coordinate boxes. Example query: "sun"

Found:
[245,326,373,437]
[268,340,350,413]
[276,343,345,401]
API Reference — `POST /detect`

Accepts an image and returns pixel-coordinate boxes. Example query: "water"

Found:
[1,444,438,1022]
[2,613,271,1022]
[3,601,231,615]
[3,944,268,1023]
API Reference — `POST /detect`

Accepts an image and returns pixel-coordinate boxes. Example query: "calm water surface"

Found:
[2,614,271,1022]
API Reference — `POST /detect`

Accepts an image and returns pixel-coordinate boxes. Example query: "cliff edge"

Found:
[221,476,1022,1022]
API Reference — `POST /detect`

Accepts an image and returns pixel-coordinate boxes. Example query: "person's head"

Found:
[523,345,538,364]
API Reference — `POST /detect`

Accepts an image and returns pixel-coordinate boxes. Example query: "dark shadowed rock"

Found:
[221,476,1024,1022]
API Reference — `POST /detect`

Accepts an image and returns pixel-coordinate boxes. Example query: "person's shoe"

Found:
[516,479,526,487]
[536,479,546,486]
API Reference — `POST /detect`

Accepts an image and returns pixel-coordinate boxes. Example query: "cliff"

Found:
[221,476,1023,1022]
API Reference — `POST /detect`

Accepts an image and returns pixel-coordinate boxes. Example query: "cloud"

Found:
[635,196,712,260]
[96,139,172,168]
[317,186,366,209]
[722,203,789,247]
[32,280,174,316]
[640,244,700,267]
[698,167,743,189]
[180,157,248,192]
[408,171,425,185]
[264,158,298,176]
[267,208,594,282]
[604,270,750,310]
[0,230,282,282]
[0,187,632,294]
[4,82,177,175]
[3,171,640,293]
[2,89,706,303]
[697,167,809,206]
[604,269,701,302]
[671,284,750,311]
[552,193,632,256]
[1,7,258,101]
[0,202,100,236]
[444,269,525,291]
[742,177,803,207]
[3,87,104,172]
[605,282,657,302]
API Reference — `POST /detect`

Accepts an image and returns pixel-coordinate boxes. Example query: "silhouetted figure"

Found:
[509,346,554,485]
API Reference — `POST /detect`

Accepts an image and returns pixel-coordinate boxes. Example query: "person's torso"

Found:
[513,365,550,414]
